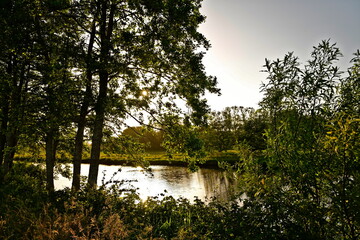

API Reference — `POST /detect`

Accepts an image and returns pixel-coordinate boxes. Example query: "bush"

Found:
[0,163,245,239]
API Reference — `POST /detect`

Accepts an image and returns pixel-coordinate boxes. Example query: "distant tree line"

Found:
[102,126,165,153]
[201,106,267,152]
[102,107,267,154]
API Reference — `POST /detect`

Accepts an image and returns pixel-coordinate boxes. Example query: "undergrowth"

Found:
[0,163,244,240]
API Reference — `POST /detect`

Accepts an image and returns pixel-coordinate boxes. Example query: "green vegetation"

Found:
[0,162,260,240]
[1,41,359,239]
[0,0,219,190]
[234,41,360,239]
[1,0,359,238]
[95,151,238,167]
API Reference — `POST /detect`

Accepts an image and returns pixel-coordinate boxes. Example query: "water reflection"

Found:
[55,164,237,202]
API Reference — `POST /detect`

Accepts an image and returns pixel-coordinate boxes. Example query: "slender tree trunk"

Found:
[1,59,26,177]
[72,82,92,190]
[34,11,63,193]
[72,117,86,191]
[44,92,58,193]
[88,1,115,187]
[0,136,5,167]
[88,71,107,186]
[2,131,18,177]
[0,103,9,167]
[0,58,13,175]
[72,17,96,191]
[44,78,57,192]
[45,131,56,192]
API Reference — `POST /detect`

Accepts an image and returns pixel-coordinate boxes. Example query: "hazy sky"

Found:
[199,0,360,110]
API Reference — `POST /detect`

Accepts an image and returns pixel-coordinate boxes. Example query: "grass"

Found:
[101,150,239,162]
[86,151,239,168]
[14,150,240,168]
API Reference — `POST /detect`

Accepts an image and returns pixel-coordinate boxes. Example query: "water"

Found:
[55,164,237,202]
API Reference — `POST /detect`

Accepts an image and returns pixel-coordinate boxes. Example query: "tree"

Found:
[202,106,267,152]
[0,0,80,191]
[237,108,268,151]
[0,0,38,179]
[237,41,360,238]
[68,0,219,187]
[71,1,98,191]
[121,126,164,152]
[0,0,219,190]
[339,50,360,116]
[31,0,81,192]
[204,106,243,151]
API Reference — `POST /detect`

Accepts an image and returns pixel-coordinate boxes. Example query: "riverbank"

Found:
[14,151,239,169]
[80,158,220,168]
[0,163,245,239]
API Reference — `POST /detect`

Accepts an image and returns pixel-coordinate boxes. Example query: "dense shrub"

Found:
[0,163,244,239]
[1,158,359,239]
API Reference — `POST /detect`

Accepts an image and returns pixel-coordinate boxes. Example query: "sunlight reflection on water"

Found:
[55,164,237,202]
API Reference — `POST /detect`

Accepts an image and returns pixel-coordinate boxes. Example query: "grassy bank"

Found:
[14,151,240,168]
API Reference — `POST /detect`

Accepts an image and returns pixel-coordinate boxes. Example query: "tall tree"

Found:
[1,0,219,189]
[70,0,219,187]
[0,0,36,178]
[31,0,78,191]
[339,50,360,116]
[70,0,98,191]
[87,0,116,187]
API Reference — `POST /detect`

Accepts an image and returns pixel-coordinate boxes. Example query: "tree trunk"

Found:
[0,102,9,167]
[1,58,26,178]
[72,16,96,191]
[2,131,18,177]
[45,131,56,192]
[0,135,5,167]
[72,116,86,191]
[0,60,12,168]
[0,57,14,177]
[72,85,91,190]
[88,71,107,186]
[44,81,57,193]
[87,1,115,187]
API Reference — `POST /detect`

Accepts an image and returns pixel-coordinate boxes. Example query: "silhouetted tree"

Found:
[69,0,219,186]
[0,0,219,190]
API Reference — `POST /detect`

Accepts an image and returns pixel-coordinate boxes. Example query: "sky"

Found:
[199,0,360,111]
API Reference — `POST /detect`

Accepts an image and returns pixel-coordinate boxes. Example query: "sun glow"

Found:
[141,90,149,97]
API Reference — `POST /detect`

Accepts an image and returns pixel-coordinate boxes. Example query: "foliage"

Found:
[0,0,219,189]
[0,163,248,240]
[235,40,360,239]
[202,106,267,152]
[120,126,164,152]
[1,4,359,237]
[161,114,206,171]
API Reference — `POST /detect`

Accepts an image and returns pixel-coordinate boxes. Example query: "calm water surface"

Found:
[55,164,237,202]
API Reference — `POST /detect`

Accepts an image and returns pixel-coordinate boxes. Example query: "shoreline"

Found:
[80,158,221,168]
[14,157,230,169]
